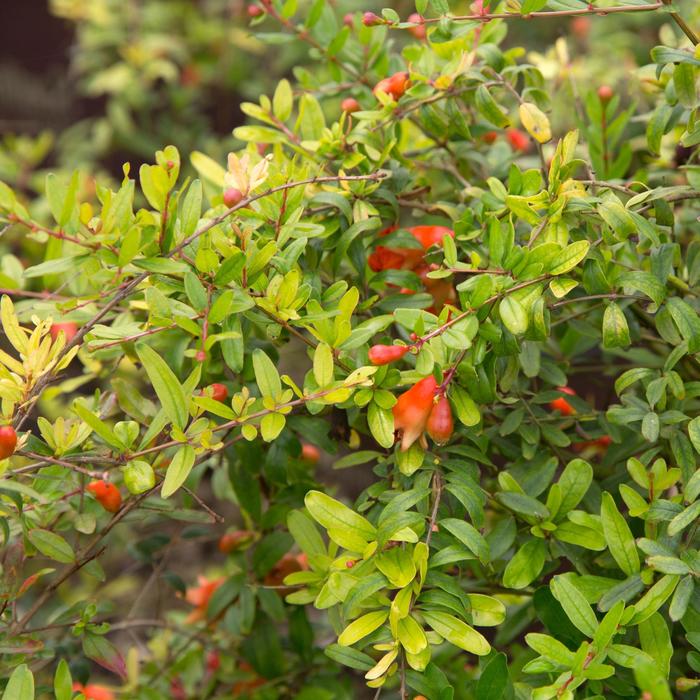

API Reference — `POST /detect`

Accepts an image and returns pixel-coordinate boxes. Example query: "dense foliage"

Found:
[1,1,699,698]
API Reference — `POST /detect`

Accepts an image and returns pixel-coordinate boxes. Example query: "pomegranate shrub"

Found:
[0,1,699,698]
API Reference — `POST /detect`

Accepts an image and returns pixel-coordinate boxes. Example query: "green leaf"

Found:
[367,402,395,449]
[496,491,549,520]
[179,179,202,238]
[441,518,490,563]
[550,575,598,637]
[633,658,673,700]
[475,652,509,700]
[3,664,34,700]
[502,538,546,589]
[273,79,293,122]
[287,509,326,558]
[305,490,376,542]
[557,459,593,516]
[600,492,640,575]
[597,201,636,239]
[687,415,700,454]
[161,444,196,498]
[136,344,189,430]
[338,610,388,646]
[53,659,72,700]
[27,529,75,564]
[421,610,490,655]
[500,297,528,335]
[638,612,672,678]
[324,644,375,670]
[397,615,428,655]
[618,271,666,306]
[602,302,631,349]
[475,85,510,128]
[592,600,624,651]
[252,349,282,398]
[549,240,590,275]
[525,633,575,665]
[629,575,679,625]
[73,401,127,450]
[666,297,700,353]
[313,343,334,386]
[667,500,700,536]
[190,150,226,187]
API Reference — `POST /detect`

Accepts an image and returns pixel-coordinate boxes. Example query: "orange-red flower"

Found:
[185,576,225,622]
[72,683,115,700]
[549,386,576,416]
[87,480,122,513]
[393,376,439,450]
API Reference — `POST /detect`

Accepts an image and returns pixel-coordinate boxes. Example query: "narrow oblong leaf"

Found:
[136,344,188,430]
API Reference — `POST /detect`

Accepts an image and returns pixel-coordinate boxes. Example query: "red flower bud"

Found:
[341,97,361,114]
[363,12,385,26]
[407,13,427,40]
[206,650,221,672]
[223,188,244,208]
[205,383,228,402]
[426,395,453,445]
[483,130,498,144]
[373,72,410,100]
[301,442,320,463]
[87,480,122,513]
[506,128,530,152]
[597,85,614,103]
[218,530,255,553]
[368,344,409,365]
[0,425,17,459]
[50,322,79,343]
[346,559,356,568]
[195,350,207,362]
[392,376,438,450]
[549,386,576,416]
[247,4,264,17]
[343,13,354,27]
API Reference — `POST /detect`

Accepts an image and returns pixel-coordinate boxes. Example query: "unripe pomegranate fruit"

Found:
[368,344,409,365]
[0,425,17,459]
[204,383,228,402]
[549,386,576,416]
[301,442,320,463]
[407,13,426,40]
[50,321,79,343]
[506,128,530,152]
[341,97,361,113]
[247,4,263,17]
[223,188,244,208]
[87,480,122,513]
[598,85,614,103]
[218,530,255,553]
[426,395,454,445]
[393,376,438,450]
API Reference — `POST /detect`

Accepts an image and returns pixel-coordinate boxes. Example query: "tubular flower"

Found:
[426,395,454,445]
[549,386,576,415]
[185,576,225,622]
[368,344,410,365]
[368,226,456,311]
[393,376,438,450]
